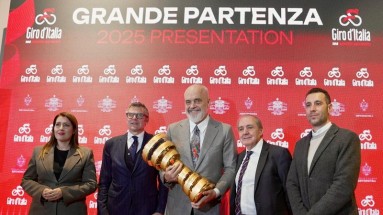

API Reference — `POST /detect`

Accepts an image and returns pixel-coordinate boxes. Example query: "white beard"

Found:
[187,109,207,124]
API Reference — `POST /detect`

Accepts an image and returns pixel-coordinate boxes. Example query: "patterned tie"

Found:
[190,125,200,166]
[130,136,138,161]
[235,151,253,215]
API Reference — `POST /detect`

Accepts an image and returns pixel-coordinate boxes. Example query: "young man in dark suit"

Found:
[287,88,361,215]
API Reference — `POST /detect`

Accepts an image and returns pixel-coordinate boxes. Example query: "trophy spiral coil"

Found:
[142,133,215,203]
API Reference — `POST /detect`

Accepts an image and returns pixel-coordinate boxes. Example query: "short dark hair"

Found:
[306,88,331,104]
[128,102,149,117]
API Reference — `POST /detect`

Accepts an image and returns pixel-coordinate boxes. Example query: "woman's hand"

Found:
[42,188,63,201]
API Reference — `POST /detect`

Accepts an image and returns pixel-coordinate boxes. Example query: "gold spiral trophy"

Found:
[142,133,215,203]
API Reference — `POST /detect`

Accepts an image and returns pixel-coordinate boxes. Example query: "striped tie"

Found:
[235,151,253,215]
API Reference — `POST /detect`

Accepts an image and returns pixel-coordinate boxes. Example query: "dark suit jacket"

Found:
[165,117,237,215]
[21,146,97,215]
[97,132,168,215]
[287,124,361,215]
[230,141,292,215]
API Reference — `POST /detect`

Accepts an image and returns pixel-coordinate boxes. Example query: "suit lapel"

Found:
[302,133,312,176]
[234,151,245,196]
[132,132,151,172]
[309,124,338,175]
[236,152,245,172]
[119,134,134,171]
[254,142,268,192]
[195,118,218,170]
[59,148,81,181]
[176,120,194,169]
[42,147,56,180]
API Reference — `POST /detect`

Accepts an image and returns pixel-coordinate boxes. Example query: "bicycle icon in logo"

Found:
[271,66,284,77]
[99,125,112,136]
[361,195,375,207]
[158,65,171,75]
[242,66,255,76]
[214,65,227,76]
[78,124,84,135]
[186,65,199,76]
[271,128,285,139]
[339,9,362,27]
[236,139,244,148]
[155,126,167,134]
[104,65,116,75]
[359,130,372,141]
[299,67,312,77]
[12,186,24,197]
[45,124,53,134]
[131,65,143,75]
[26,65,37,74]
[35,8,56,25]
[51,65,63,75]
[300,129,312,138]
[77,65,90,75]
[19,123,31,134]
[328,67,341,78]
[356,68,369,78]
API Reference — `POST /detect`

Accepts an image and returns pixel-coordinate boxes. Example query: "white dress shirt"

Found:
[189,115,209,149]
[235,139,263,215]
[127,131,145,152]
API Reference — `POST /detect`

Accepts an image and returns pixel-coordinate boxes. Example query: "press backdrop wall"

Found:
[1,0,382,214]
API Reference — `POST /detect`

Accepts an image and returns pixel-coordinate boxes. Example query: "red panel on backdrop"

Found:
[0,89,11,172]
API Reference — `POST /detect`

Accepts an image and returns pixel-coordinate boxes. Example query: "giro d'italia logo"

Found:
[186,65,199,76]
[339,9,361,26]
[331,8,371,46]
[26,8,62,43]
[35,8,57,25]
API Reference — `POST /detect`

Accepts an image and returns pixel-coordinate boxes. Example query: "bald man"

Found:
[163,84,237,215]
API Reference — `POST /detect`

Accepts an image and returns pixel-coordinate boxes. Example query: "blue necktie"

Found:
[235,151,253,215]
[130,136,138,161]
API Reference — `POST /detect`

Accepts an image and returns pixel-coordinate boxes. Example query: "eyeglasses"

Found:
[126,112,147,119]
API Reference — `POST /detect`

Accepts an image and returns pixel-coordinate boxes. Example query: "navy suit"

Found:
[230,141,292,215]
[97,132,168,215]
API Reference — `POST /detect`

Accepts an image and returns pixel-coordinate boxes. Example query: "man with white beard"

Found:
[163,84,237,215]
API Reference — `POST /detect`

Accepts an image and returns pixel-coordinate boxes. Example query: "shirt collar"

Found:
[189,115,210,133]
[128,131,145,140]
[247,139,263,155]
